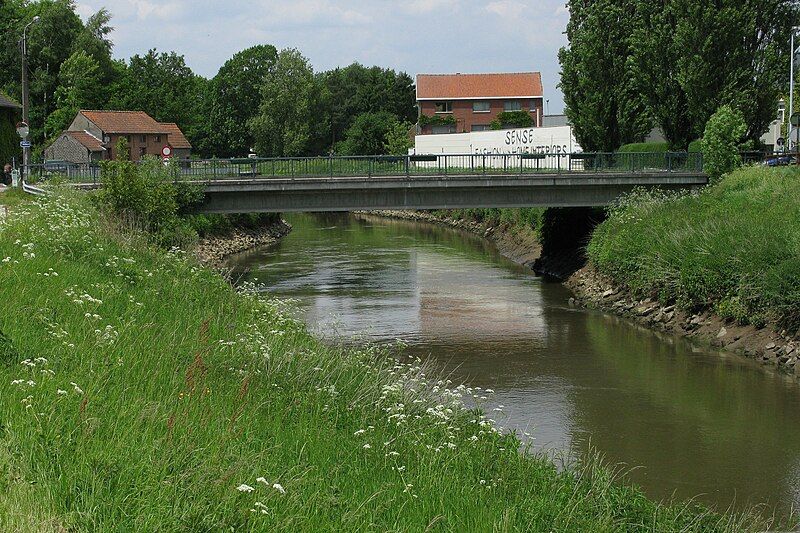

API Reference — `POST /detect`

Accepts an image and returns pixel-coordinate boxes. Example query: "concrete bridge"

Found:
[35,152,707,212]
[197,172,707,213]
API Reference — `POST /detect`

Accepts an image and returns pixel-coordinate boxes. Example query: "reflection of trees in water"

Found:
[545,301,800,514]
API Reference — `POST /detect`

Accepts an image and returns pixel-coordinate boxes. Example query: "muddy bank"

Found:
[566,265,800,377]
[355,210,542,267]
[193,219,292,267]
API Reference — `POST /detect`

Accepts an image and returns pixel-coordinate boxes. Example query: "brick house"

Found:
[45,110,191,163]
[416,72,544,134]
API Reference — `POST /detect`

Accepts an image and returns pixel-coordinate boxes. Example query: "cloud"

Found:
[72,0,570,111]
[485,1,526,18]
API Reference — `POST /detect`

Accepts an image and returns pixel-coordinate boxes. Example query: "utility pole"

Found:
[20,16,39,178]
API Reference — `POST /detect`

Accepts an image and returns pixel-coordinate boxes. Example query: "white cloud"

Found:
[71,0,570,111]
[485,1,526,18]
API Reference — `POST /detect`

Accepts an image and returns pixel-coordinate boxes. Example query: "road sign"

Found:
[19,140,31,148]
[161,145,172,158]
[15,122,29,139]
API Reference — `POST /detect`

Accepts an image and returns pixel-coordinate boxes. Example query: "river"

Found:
[227,212,800,518]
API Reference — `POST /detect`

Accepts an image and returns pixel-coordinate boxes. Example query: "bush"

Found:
[701,106,746,180]
[490,111,535,130]
[618,142,670,153]
[688,139,703,153]
[338,111,404,155]
[96,139,204,247]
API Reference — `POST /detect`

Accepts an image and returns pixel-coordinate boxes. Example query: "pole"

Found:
[791,30,795,155]
[21,19,36,181]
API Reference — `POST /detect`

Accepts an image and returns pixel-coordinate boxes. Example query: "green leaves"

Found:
[702,105,747,180]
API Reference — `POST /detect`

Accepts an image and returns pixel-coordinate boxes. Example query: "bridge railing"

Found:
[22,151,704,184]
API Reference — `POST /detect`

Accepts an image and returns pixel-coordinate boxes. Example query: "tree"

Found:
[384,120,413,155]
[111,50,208,154]
[320,63,416,150]
[337,111,403,155]
[629,0,693,149]
[558,0,652,152]
[206,45,278,157]
[45,50,103,137]
[702,105,746,180]
[672,0,795,143]
[249,48,319,157]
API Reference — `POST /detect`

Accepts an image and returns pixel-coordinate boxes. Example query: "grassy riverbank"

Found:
[587,166,800,334]
[0,193,759,530]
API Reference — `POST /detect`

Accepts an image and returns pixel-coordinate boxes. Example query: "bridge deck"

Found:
[31,152,708,212]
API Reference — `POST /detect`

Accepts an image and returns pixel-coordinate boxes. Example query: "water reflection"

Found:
[228,213,800,517]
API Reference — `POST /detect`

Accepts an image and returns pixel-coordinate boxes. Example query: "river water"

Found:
[227,212,800,518]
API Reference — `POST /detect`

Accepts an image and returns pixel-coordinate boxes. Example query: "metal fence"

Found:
[21,152,706,185]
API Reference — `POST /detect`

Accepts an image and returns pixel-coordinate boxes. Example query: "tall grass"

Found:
[588,165,800,332]
[0,192,764,530]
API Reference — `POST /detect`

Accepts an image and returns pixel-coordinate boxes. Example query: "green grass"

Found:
[0,192,765,531]
[0,187,31,208]
[588,165,800,331]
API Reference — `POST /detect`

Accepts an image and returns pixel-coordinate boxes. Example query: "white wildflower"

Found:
[236,484,255,493]
[272,483,285,494]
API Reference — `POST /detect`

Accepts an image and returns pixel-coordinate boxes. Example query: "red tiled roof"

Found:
[416,72,543,100]
[160,122,192,149]
[66,131,105,152]
[80,110,169,134]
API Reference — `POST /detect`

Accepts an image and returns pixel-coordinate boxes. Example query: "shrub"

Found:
[490,111,535,130]
[618,142,670,153]
[96,139,204,247]
[701,106,746,180]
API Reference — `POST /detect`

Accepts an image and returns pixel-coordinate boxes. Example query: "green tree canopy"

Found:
[320,63,416,149]
[110,49,208,153]
[558,0,652,152]
[249,48,319,157]
[337,111,405,155]
[45,50,103,138]
[206,45,278,157]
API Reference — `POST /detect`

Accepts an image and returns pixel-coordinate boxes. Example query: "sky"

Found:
[74,0,570,113]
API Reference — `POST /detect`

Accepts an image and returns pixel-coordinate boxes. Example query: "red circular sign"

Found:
[161,145,172,157]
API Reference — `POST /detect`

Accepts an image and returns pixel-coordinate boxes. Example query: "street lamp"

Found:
[20,15,39,177]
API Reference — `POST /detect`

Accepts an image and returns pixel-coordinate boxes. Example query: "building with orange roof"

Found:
[416,72,544,135]
[45,110,191,163]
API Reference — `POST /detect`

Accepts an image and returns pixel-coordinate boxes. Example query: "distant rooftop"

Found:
[79,110,169,134]
[160,122,192,149]
[416,72,543,100]
[0,92,22,110]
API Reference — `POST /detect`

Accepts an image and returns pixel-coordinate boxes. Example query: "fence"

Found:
[20,151,706,185]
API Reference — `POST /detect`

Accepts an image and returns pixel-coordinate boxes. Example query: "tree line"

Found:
[558,0,799,152]
[0,0,417,160]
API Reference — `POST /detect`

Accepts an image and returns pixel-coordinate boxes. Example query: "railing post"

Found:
[329,156,334,178]
[368,158,372,178]
[443,155,447,176]
[405,155,410,178]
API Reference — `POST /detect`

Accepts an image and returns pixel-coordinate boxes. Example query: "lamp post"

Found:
[790,27,800,153]
[20,15,39,178]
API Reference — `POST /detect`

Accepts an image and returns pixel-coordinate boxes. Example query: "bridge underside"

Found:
[195,173,707,214]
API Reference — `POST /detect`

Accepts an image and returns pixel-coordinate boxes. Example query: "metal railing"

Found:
[20,152,705,185]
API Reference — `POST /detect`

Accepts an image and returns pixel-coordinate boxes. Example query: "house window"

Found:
[155,135,161,143]
[140,135,147,143]
[139,147,146,157]
[472,101,490,113]
[431,125,456,134]
[434,101,453,113]
[472,124,491,132]
[504,101,522,112]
